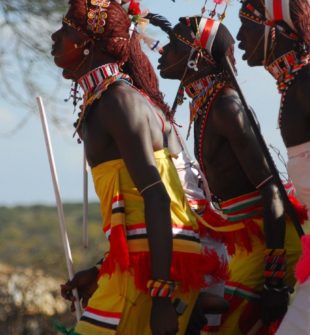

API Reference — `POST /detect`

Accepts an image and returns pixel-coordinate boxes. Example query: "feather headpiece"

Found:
[146,13,173,35]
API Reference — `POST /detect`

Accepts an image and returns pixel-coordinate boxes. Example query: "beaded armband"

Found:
[147,279,178,299]
[264,249,287,290]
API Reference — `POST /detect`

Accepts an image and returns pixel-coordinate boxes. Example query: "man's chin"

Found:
[242,54,261,67]
[159,69,168,79]
[246,58,262,67]
[62,69,75,80]
[158,68,176,80]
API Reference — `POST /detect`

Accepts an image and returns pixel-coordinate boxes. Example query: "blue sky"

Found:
[0,0,287,205]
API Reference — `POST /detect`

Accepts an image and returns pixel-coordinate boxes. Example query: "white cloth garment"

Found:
[275,275,310,335]
[287,141,310,218]
[173,149,227,327]
[276,142,310,335]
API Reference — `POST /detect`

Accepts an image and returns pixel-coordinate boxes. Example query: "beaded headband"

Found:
[240,0,299,40]
[174,33,216,65]
[196,18,221,55]
[265,0,296,32]
[63,16,82,31]
[175,17,222,66]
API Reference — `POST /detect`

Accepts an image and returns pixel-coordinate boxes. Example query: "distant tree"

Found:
[0,0,73,136]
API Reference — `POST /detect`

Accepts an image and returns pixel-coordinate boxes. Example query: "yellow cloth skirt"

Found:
[214,218,302,335]
[75,268,199,335]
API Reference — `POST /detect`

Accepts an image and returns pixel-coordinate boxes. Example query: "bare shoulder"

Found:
[97,82,141,113]
[94,81,147,128]
[212,87,245,130]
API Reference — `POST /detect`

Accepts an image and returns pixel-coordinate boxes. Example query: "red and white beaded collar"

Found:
[78,63,121,95]
[74,63,132,135]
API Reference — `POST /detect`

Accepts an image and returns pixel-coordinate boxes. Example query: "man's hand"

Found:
[185,291,229,335]
[185,295,207,335]
[151,298,179,335]
[60,267,98,312]
[260,287,290,325]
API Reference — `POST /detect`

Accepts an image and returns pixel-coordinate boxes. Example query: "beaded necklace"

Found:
[185,72,226,137]
[74,63,132,133]
[74,62,165,136]
[265,50,310,128]
[184,73,227,176]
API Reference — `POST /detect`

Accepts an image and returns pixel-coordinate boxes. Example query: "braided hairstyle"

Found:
[66,0,170,115]
[291,0,310,49]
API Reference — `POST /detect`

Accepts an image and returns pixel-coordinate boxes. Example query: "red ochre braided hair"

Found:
[66,0,170,115]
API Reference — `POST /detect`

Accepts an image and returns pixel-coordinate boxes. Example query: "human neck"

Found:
[75,51,118,81]
[264,34,298,67]
[264,49,310,86]
[78,63,123,95]
[182,63,220,86]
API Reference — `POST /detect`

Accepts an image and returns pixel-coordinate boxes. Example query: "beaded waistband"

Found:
[220,190,263,222]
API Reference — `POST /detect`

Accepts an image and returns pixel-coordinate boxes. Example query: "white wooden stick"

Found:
[83,146,89,248]
[247,320,263,335]
[36,96,82,320]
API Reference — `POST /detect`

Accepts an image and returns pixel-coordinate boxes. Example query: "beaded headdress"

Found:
[86,0,111,35]
[194,17,221,57]
[264,0,296,32]
[239,0,300,60]
[173,0,230,68]
[240,0,299,36]
[62,0,111,37]
[166,0,230,114]
[63,0,146,38]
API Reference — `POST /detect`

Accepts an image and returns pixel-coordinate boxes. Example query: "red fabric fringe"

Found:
[100,224,228,292]
[288,194,308,224]
[202,324,221,332]
[295,234,310,283]
[219,295,282,335]
[200,193,307,256]
[200,204,264,255]
[220,290,244,329]
[100,224,129,275]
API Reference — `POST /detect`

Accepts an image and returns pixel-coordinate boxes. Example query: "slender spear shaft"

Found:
[36,96,82,320]
[83,147,89,248]
[222,56,304,238]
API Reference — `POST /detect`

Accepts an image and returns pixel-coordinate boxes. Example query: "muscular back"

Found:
[280,65,310,148]
[195,88,271,201]
[82,81,181,168]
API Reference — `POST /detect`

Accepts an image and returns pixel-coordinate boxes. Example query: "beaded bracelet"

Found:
[264,249,287,288]
[147,279,178,299]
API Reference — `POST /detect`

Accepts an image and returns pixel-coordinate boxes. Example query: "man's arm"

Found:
[98,85,178,335]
